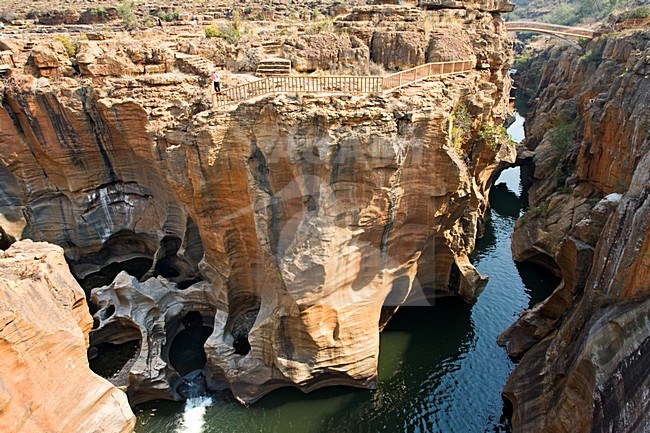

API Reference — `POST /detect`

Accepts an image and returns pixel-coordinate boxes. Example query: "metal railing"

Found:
[214,59,475,109]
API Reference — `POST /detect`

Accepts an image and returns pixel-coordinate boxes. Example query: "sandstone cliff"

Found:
[499,28,650,432]
[0,3,514,405]
[0,240,135,433]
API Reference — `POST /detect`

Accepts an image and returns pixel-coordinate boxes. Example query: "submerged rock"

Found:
[176,370,208,399]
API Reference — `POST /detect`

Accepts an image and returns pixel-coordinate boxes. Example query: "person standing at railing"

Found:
[211,70,221,93]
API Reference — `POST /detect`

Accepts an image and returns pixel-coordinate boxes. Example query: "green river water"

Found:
[133,113,559,433]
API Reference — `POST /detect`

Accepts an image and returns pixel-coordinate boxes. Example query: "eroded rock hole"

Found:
[154,255,182,279]
[169,311,213,376]
[79,257,153,292]
[231,309,259,356]
[89,340,140,379]
[0,225,16,251]
[102,304,115,320]
[88,318,142,384]
[69,230,157,293]
[177,278,203,290]
[152,234,203,289]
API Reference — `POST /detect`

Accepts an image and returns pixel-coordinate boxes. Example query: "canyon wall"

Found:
[500,27,650,432]
[0,3,513,405]
[0,240,135,433]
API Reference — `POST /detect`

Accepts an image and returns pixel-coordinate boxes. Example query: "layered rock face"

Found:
[90,273,218,405]
[0,4,513,405]
[499,29,650,432]
[0,240,135,433]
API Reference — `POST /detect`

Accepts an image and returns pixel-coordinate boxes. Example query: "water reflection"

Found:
[320,301,474,433]
[491,183,523,219]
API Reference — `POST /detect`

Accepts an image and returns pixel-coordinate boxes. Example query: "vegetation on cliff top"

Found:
[205,12,245,45]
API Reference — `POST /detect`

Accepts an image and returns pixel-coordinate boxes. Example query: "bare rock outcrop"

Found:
[155,69,513,401]
[0,68,204,293]
[282,33,370,73]
[0,240,135,433]
[0,6,513,404]
[90,272,218,405]
[500,28,650,432]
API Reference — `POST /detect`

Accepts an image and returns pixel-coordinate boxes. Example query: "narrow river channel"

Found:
[134,112,559,433]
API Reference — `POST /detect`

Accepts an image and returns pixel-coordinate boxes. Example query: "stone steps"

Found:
[261,40,283,55]
[175,53,214,77]
[256,58,291,76]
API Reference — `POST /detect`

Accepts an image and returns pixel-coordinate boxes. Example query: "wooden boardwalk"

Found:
[214,59,475,109]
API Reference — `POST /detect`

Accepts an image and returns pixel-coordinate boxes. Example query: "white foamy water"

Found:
[175,396,213,433]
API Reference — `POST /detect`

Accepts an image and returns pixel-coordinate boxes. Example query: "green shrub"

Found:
[530,203,549,217]
[518,203,548,225]
[91,7,108,18]
[549,118,578,155]
[117,1,137,29]
[479,123,514,151]
[512,50,533,71]
[54,35,81,58]
[580,48,603,63]
[306,19,333,34]
[158,11,180,22]
[619,6,650,20]
[544,3,578,25]
[204,24,219,38]
[450,103,473,150]
[205,12,243,45]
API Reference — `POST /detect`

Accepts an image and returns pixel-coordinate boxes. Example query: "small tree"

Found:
[205,12,244,45]
[54,35,80,58]
[117,1,137,29]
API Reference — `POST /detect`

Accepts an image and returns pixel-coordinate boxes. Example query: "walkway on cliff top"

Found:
[214,21,599,109]
[214,59,475,109]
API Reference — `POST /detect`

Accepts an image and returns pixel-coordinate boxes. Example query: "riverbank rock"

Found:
[0,240,135,433]
[501,28,650,432]
[0,3,513,404]
[90,272,219,405]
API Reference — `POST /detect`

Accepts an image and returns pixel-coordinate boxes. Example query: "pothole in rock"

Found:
[153,235,204,289]
[69,230,158,294]
[231,310,259,356]
[89,340,141,379]
[88,317,142,384]
[169,311,213,376]
[78,257,153,292]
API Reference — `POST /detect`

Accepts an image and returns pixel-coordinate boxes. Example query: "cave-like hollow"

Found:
[69,230,157,294]
[231,309,259,356]
[88,318,142,383]
[225,289,261,357]
[167,311,214,376]
[152,235,203,290]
